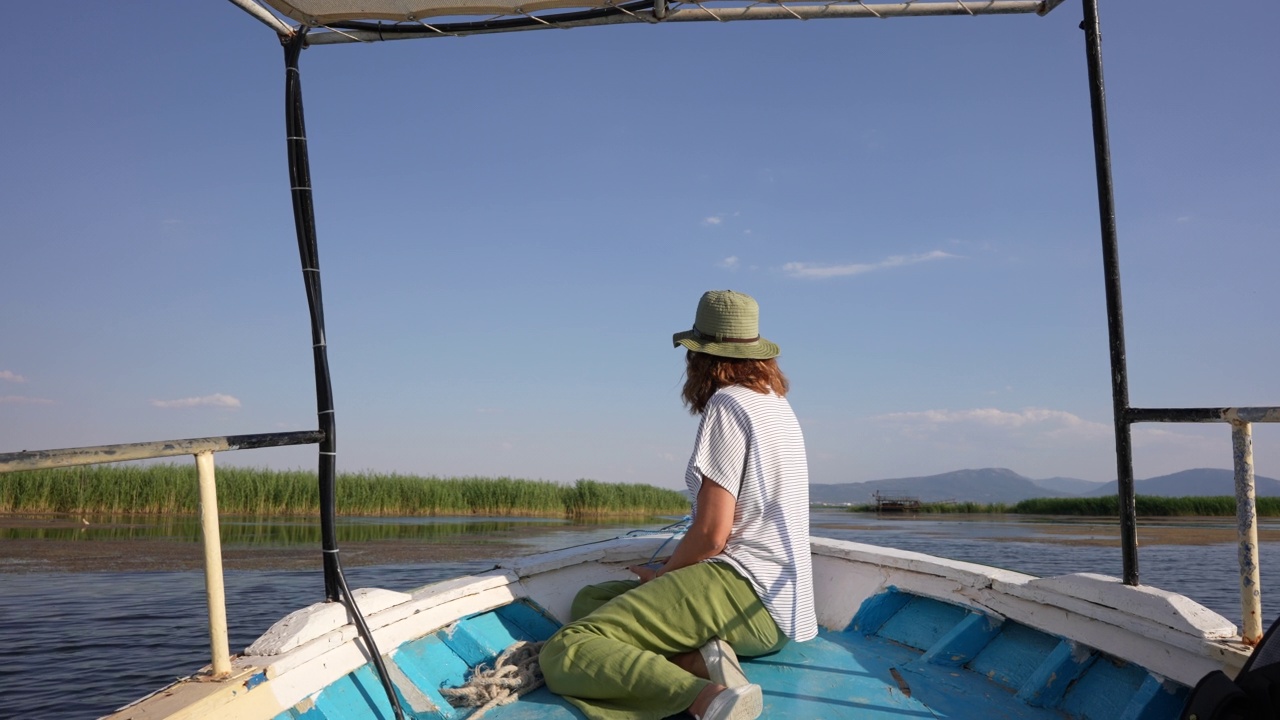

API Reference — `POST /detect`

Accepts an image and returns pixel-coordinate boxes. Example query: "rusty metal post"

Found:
[1081,0,1139,585]
[1233,420,1262,646]
[196,451,232,677]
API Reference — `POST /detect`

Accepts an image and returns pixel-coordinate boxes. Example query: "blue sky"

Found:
[1,1,1276,490]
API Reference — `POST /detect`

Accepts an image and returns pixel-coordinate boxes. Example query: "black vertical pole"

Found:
[281,30,406,720]
[283,30,340,601]
[1081,0,1139,585]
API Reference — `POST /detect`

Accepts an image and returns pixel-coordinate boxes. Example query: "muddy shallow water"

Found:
[0,513,650,572]
[7,510,1275,574]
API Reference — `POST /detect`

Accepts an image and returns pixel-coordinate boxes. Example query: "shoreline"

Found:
[7,512,1278,573]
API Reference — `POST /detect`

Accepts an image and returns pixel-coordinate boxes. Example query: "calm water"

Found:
[1,512,1277,719]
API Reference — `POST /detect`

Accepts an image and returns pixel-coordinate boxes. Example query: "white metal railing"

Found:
[1127,407,1280,645]
[0,430,323,677]
[1233,419,1263,645]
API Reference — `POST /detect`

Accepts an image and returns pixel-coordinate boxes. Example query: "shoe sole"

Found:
[725,684,763,720]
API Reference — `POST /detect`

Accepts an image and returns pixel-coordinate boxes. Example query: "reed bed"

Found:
[0,465,689,519]
[846,496,1280,517]
[1015,495,1280,517]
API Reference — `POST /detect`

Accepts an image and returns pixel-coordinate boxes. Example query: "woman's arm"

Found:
[630,475,735,582]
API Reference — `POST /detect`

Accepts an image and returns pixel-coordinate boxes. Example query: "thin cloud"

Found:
[783,250,956,279]
[0,370,26,383]
[0,395,53,405]
[702,216,724,226]
[876,407,1109,435]
[151,393,241,409]
[718,256,740,270]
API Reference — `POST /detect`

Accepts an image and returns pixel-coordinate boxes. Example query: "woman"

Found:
[540,290,816,720]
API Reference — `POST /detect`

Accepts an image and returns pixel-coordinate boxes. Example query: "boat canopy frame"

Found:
[237,0,1280,609]
[232,0,1065,43]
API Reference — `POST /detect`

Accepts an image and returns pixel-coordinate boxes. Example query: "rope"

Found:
[439,519,686,716]
[441,640,546,719]
[626,515,692,564]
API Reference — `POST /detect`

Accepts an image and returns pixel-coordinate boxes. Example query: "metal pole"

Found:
[283,29,341,602]
[0,430,323,473]
[1233,421,1263,645]
[1081,0,1138,586]
[281,30,406,720]
[196,451,232,678]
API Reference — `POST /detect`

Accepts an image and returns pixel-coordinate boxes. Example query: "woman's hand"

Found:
[634,478,736,581]
[628,563,662,583]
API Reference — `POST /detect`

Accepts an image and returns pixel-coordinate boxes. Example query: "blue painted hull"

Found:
[108,538,1237,720]
[274,590,1187,720]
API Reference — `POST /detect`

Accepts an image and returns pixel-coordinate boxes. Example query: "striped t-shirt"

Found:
[685,385,818,641]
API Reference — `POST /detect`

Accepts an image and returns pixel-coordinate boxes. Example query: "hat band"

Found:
[691,326,760,344]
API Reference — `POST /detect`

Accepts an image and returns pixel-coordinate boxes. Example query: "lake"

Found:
[1,510,1276,719]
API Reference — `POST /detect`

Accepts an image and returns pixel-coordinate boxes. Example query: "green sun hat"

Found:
[672,290,780,359]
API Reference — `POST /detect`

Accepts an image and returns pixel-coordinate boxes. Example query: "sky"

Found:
[1,1,1276,491]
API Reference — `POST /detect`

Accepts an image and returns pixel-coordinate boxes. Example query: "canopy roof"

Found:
[241,0,1063,41]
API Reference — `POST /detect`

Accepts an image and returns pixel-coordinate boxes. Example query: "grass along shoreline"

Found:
[840,495,1280,517]
[0,465,690,519]
[8,466,1271,519]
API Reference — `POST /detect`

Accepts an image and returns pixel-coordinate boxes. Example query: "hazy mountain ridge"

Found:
[1029,476,1109,496]
[811,467,1280,505]
[1083,468,1280,498]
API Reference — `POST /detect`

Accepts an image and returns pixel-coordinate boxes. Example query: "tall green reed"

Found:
[0,465,689,518]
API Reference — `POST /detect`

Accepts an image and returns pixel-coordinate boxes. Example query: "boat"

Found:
[2,1,1276,719]
[101,533,1248,720]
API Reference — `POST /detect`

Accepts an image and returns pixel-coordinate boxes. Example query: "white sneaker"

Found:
[699,684,763,720]
[699,638,749,688]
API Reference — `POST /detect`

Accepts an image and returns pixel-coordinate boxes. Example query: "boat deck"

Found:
[497,630,1068,720]
[289,589,1190,720]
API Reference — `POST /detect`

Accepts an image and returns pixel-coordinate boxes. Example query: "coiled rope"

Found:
[441,517,691,717]
[441,640,546,719]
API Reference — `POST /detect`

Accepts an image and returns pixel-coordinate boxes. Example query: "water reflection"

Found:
[0,564,491,720]
[2,514,635,545]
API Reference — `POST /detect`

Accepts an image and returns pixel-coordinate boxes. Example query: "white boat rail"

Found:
[1120,407,1280,645]
[0,430,323,678]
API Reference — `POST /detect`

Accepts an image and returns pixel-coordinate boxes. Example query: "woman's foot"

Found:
[692,684,763,720]
[699,638,749,688]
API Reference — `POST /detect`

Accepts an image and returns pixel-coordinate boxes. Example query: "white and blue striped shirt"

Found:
[686,385,818,641]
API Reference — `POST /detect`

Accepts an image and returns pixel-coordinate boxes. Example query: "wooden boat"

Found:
[106,533,1249,719]
[3,1,1277,719]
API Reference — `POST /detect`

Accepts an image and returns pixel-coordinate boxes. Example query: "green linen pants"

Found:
[539,561,787,720]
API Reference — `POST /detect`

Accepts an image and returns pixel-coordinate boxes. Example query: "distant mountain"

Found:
[811,468,1069,506]
[1085,468,1280,497]
[1029,476,1109,496]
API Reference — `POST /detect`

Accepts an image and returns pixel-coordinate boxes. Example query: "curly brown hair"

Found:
[681,350,790,415]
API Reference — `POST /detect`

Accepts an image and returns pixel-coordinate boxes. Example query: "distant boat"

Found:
[872,491,922,513]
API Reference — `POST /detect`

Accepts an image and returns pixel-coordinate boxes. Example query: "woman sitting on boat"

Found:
[540,289,817,720]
